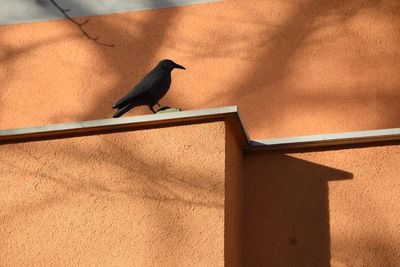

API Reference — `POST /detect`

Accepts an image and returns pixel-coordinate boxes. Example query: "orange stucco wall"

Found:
[245,145,400,266]
[225,120,245,266]
[2,0,400,266]
[0,122,232,266]
[1,119,400,266]
[1,0,399,138]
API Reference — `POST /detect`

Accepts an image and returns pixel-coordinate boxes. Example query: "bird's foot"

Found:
[156,106,171,113]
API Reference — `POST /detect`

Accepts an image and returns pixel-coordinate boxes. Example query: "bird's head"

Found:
[158,59,186,71]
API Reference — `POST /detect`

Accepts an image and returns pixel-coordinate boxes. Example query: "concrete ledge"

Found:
[249,127,400,151]
[0,106,249,145]
[3,105,400,150]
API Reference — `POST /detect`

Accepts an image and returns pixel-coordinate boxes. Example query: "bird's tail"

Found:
[113,103,135,118]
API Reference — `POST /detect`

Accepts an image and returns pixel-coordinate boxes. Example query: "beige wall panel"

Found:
[0,122,226,266]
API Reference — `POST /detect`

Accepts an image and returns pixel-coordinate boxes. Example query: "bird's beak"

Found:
[174,63,185,70]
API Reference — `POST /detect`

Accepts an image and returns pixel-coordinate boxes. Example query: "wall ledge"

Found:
[3,106,400,150]
[248,127,400,151]
[0,106,249,145]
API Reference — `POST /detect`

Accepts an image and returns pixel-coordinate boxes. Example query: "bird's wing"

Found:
[112,72,165,109]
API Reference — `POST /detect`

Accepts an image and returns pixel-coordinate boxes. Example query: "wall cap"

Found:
[0,106,249,145]
[248,127,400,151]
[3,106,400,150]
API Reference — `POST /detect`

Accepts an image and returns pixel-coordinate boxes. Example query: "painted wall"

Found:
[1,0,400,266]
[2,119,400,266]
[1,0,399,139]
[245,145,400,266]
[0,122,232,266]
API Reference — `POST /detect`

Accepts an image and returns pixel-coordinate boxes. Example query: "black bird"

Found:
[112,59,185,118]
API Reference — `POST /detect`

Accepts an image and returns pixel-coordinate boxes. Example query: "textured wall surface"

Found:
[0,122,227,266]
[224,120,244,266]
[1,0,400,265]
[244,144,400,266]
[1,0,399,139]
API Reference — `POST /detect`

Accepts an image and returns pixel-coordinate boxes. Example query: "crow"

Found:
[112,59,185,118]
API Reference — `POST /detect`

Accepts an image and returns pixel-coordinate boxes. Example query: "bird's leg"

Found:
[154,102,170,113]
[149,105,156,114]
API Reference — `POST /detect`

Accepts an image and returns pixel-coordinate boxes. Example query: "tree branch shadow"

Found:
[47,0,114,47]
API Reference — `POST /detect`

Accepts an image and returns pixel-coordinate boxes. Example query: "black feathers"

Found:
[112,59,185,118]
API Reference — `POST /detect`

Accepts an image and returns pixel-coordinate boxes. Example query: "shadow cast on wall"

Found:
[244,152,353,267]
[0,0,181,126]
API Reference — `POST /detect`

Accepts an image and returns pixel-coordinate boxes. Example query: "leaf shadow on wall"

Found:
[0,0,182,127]
[0,126,225,265]
[168,0,400,138]
[244,152,353,267]
[36,0,181,121]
